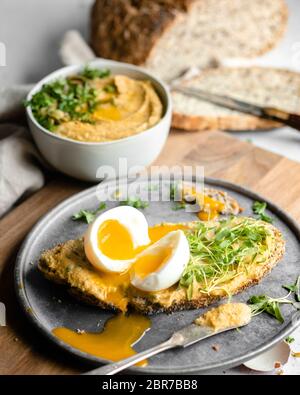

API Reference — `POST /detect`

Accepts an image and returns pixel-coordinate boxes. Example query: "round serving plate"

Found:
[15,176,300,374]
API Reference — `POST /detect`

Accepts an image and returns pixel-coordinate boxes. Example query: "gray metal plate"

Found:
[15,177,300,374]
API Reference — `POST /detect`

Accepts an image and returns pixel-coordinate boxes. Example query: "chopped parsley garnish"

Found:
[72,202,106,224]
[80,66,110,80]
[25,67,111,131]
[285,336,295,344]
[172,202,186,211]
[120,197,149,209]
[170,182,180,201]
[252,201,273,223]
[104,83,117,93]
[72,197,148,224]
[180,218,270,299]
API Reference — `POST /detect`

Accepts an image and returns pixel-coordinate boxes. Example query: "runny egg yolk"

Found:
[53,314,151,366]
[148,223,188,243]
[97,219,145,260]
[133,247,173,279]
[98,220,188,261]
[197,195,225,221]
[181,184,225,221]
[94,221,188,309]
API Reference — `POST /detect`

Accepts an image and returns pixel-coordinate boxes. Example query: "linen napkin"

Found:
[0,85,46,217]
[0,30,95,218]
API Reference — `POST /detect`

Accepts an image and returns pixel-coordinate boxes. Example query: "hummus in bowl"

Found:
[25,59,171,181]
[26,67,163,143]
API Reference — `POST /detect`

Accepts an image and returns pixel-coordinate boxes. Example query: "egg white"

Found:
[130,230,190,292]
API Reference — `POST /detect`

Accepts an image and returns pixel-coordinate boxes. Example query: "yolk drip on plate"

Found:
[53,314,151,366]
[181,184,225,221]
[197,195,225,221]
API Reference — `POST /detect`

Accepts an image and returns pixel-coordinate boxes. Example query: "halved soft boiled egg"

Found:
[130,230,190,292]
[84,206,190,291]
[84,206,150,273]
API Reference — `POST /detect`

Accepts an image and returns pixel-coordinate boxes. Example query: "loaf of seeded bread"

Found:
[172,67,300,131]
[90,0,288,81]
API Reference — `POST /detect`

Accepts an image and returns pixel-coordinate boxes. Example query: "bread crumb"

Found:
[76,329,85,335]
[52,296,62,304]
[274,361,281,369]
[212,344,220,352]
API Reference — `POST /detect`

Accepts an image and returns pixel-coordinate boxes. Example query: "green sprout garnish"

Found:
[180,218,270,299]
[248,295,288,323]
[283,275,300,302]
[252,201,273,223]
[248,275,300,323]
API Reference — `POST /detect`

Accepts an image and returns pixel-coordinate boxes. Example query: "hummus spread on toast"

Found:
[38,217,285,314]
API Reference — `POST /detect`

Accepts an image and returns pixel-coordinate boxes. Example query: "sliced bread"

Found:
[172,67,300,131]
[38,217,285,314]
[91,0,288,81]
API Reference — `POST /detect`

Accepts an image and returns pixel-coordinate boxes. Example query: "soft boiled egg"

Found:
[130,230,190,292]
[84,206,150,273]
[84,206,190,292]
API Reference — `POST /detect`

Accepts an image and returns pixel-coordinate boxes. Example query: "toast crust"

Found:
[172,112,281,132]
[38,218,285,315]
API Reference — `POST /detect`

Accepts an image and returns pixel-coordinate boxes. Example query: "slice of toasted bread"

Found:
[38,217,285,314]
[186,186,242,216]
[172,67,300,131]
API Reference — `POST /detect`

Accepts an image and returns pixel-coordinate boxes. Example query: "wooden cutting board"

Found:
[1,129,300,375]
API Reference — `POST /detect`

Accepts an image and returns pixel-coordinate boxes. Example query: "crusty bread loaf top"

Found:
[91,0,288,80]
[172,67,300,131]
[91,0,188,65]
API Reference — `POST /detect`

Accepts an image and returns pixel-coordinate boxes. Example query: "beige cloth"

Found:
[0,85,45,217]
[0,30,96,218]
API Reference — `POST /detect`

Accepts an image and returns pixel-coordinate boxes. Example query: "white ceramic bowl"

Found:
[26,58,172,182]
